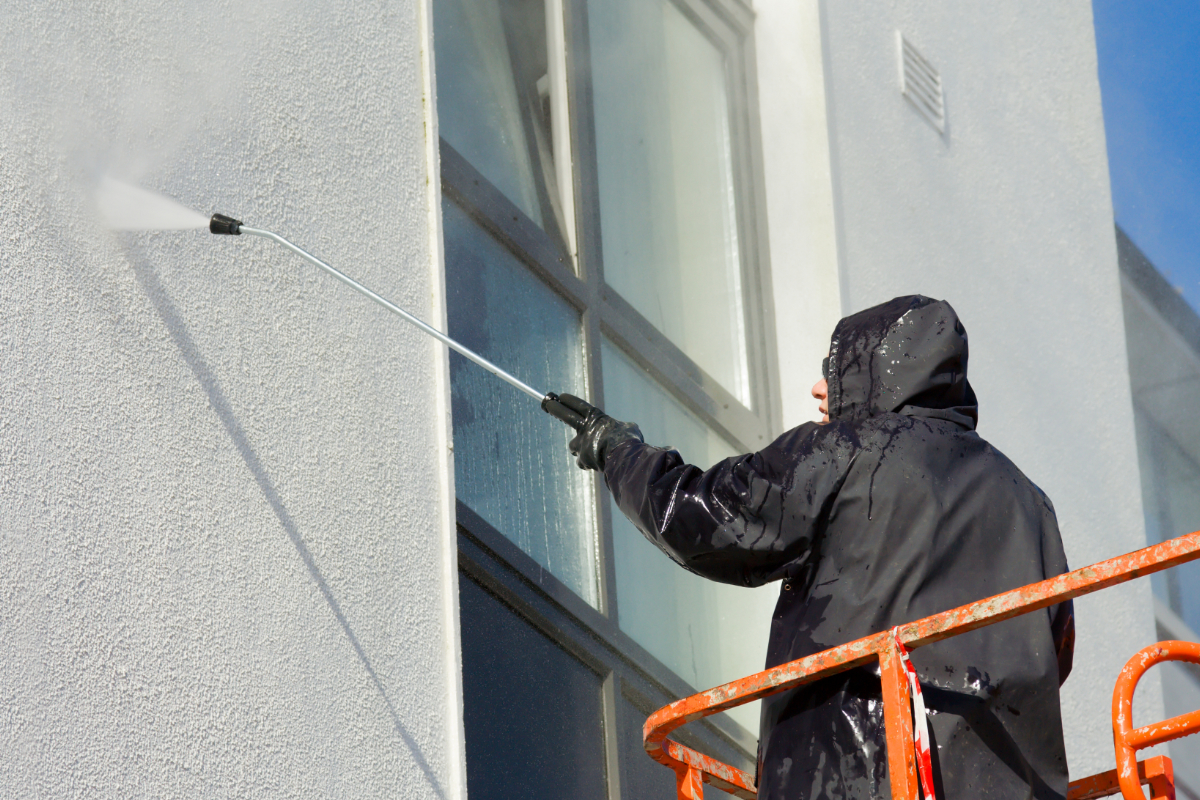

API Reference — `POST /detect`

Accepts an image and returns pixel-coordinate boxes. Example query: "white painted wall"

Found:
[0,1,463,797]
[807,0,1163,779]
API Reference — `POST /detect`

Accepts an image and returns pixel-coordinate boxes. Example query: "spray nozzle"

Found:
[210,213,243,235]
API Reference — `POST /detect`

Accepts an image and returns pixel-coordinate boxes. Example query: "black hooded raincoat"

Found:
[601,296,1074,800]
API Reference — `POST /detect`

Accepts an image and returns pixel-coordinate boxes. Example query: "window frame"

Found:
[457,500,760,775]
[570,0,779,458]
[439,0,776,774]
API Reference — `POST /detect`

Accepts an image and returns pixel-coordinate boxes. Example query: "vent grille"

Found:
[898,33,945,133]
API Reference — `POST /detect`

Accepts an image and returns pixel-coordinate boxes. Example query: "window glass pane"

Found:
[460,575,608,800]
[445,198,597,606]
[601,339,774,732]
[589,0,750,404]
[615,691,678,800]
[434,0,541,224]
[433,0,575,245]
[616,690,726,800]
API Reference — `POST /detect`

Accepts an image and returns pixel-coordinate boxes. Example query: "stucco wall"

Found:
[0,1,463,797]
[813,0,1163,778]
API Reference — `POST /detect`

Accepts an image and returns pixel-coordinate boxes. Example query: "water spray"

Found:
[208,213,585,429]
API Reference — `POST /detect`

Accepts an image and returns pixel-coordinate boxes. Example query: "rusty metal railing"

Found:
[1068,754,1175,800]
[643,530,1200,800]
[1111,640,1200,799]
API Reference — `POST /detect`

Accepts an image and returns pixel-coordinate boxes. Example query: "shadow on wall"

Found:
[126,243,445,799]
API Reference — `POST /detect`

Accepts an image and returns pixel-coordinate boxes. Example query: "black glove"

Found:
[541,393,644,472]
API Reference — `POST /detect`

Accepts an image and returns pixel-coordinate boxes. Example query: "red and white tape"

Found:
[893,627,937,800]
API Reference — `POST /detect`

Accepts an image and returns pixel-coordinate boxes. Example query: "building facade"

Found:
[0,0,1190,797]
[1120,227,1200,798]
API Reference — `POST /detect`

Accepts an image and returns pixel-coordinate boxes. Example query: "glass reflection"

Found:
[444,198,597,607]
[602,338,774,732]
[460,576,608,800]
[590,0,750,403]
[1136,411,1200,632]
[433,0,574,246]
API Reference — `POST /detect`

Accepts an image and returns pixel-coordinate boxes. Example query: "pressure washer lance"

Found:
[209,213,586,429]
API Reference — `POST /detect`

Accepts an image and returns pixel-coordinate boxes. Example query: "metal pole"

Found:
[238,226,546,402]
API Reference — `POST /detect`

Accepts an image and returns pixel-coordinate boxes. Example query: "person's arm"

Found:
[1050,599,1075,686]
[550,394,857,587]
[1035,491,1075,686]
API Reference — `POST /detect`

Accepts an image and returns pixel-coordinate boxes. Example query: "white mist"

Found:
[94,176,208,231]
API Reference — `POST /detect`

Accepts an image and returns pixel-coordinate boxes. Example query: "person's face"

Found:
[811,376,829,423]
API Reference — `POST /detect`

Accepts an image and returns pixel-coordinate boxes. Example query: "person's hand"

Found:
[542,393,643,471]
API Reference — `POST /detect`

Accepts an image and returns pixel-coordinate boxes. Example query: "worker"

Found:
[552,295,1075,800]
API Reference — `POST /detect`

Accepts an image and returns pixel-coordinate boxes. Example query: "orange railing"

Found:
[1068,754,1175,800]
[643,530,1200,800]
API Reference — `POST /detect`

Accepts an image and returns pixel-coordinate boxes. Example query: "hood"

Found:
[826,295,978,429]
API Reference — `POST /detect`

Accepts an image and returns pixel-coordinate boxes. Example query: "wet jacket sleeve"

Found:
[1051,599,1075,685]
[1037,492,1075,685]
[601,422,857,588]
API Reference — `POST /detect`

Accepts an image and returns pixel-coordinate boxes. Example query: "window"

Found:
[1135,410,1200,630]
[443,197,597,605]
[589,0,751,402]
[435,0,775,791]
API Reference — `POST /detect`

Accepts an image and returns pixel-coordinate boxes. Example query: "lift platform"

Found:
[645,531,1200,800]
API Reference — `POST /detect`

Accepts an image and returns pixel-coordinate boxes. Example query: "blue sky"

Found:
[1093,1,1200,313]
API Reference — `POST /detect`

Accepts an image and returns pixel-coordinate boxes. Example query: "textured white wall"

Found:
[0,1,463,797]
[812,0,1163,778]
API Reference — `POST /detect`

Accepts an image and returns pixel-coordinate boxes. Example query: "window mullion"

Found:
[583,302,619,621]
[564,0,618,621]
[545,0,579,265]
[563,0,605,290]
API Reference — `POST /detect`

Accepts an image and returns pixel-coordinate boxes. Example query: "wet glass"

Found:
[444,198,597,607]
[432,0,573,246]
[601,339,775,733]
[460,575,607,800]
[615,690,736,800]
[589,0,751,404]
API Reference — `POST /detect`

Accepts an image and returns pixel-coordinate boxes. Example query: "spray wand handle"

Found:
[541,393,587,430]
[211,214,596,427]
[213,214,551,403]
